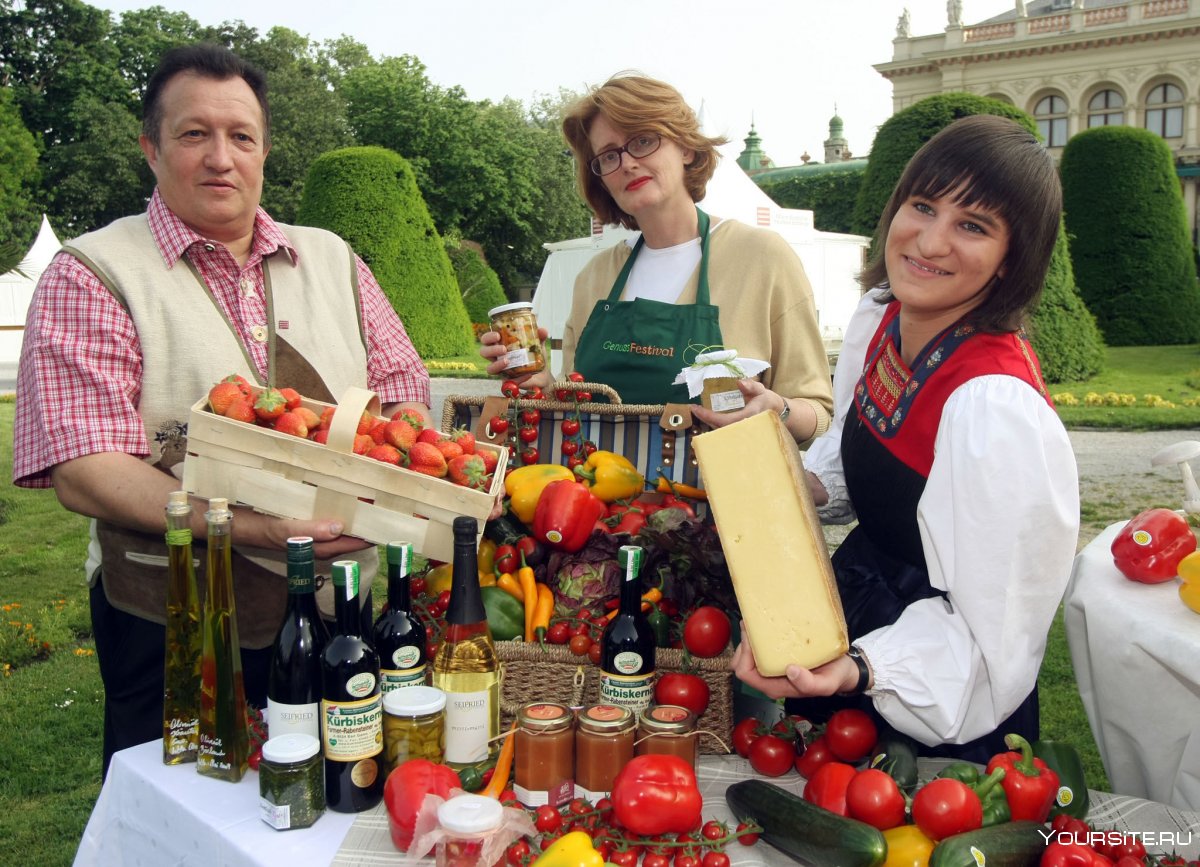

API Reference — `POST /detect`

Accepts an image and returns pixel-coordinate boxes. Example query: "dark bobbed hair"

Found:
[561,72,727,230]
[860,114,1062,332]
[142,43,271,149]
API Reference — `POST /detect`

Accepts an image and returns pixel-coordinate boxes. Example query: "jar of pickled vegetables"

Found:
[488,302,545,376]
[383,685,446,774]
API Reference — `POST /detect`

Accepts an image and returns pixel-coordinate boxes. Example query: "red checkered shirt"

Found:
[13,189,430,488]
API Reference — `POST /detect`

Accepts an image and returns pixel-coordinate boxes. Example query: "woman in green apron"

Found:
[481,73,832,445]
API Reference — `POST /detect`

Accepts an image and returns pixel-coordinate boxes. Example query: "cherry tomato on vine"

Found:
[568,371,586,382]
[501,380,521,398]
[546,622,570,644]
[561,440,579,457]
[489,415,509,434]
[825,708,877,762]
[576,392,592,403]
[611,851,638,867]
[518,425,539,444]
[521,447,539,465]
[523,386,544,400]
[642,855,669,867]
[506,839,530,866]
[673,854,699,867]
[568,634,593,656]
[534,805,562,833]
[732,717,762,758]
[410,577,427,597]
[735,822,760,846]
[702,853,730,867]
[748,733,795,777]
[521,409,541,425]
[436,590,451,610]
[247,746,262,771]
[701,821,727,841]
[561,418,581,436]
[582,440,597,456]
[567,455,586,469]
[587,641,602,664]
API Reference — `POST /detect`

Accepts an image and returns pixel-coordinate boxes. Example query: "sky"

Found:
[89,0,1015,168]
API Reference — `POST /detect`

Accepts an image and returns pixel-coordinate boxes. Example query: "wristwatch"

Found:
[777,398,791,423]
[839,646,871,696]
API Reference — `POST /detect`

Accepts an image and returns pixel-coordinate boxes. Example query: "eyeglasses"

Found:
[589,132,662,176]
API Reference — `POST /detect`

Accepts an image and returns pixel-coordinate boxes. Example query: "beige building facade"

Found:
[876,0,1200,241]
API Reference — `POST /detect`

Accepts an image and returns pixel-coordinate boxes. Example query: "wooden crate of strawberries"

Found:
[182,381,505,562]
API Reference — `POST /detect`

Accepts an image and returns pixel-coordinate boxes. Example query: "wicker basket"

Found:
[495,641,734,754]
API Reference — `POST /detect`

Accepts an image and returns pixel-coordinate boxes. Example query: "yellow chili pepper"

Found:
[477,537,497,577]
[573,450,644,503]
[656,475,708,501]
[481,722,517,799]
[497,572,524,603]
[505,464,575,524]
[882,824,934,867]
[478,571,496,587]
[532,831,604,867]
[518,556,538,642]
[533,583,554,643]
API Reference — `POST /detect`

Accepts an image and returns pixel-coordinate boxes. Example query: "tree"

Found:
[850,92,1103,382]
[296,146,475,358]
[1060,125,1200,346]
[758,163,866,235]
[446,236,508,326]
[0,85,41,256]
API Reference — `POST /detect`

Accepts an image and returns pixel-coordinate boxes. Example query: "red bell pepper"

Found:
[610,754,702,836]
[1110,508,1197,584]
[383,757,461,851]
[533,479,606,552]
[1040,840,1115,867]
[986,733,1060,823]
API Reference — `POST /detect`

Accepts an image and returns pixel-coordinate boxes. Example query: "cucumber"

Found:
[928,821,1049,867]
[725,779,886,867]
[870,731,920,794]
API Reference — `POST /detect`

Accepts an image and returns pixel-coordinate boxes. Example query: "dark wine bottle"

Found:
[320,559,384,813]
[266,537,328,740]
[599,545,656,714]
[373,541,428,692]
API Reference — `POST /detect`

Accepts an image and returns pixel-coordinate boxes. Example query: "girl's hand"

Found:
[479,326,552,389]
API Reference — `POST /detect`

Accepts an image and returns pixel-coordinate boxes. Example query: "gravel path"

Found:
[429,377,1200,549]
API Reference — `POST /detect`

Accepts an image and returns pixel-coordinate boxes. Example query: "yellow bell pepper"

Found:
[477,537,497,577]
[504,463,575,524]
[573,450,644,502]
[532,831,604,867]
[425,562,453,595]
[1177,550,1200,614]
[882,824,934,867]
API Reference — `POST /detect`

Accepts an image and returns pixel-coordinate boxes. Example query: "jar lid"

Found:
[383,685,447,717]
[488,301,534,317]
[261,733,320,764]
[437,793,504,833]
[577,704,635,733]
[639,704,697,734]
[517,702,573,733]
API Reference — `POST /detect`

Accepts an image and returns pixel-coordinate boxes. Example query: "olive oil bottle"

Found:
[373,541,427,692]
[197,498,250,782]
[266,537,328,739]
[162,491,202,764]
[599,545,656,714]
[321,560,384,812]
[432,517,500,768]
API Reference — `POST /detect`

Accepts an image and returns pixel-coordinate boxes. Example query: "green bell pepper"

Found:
[481,586,524,641]
[1033,739,1090,819]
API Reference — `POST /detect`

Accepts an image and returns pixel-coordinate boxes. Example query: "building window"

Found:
[1088,90,1124,127]
[1035,95,1069,147]
[1145,83,1184,139]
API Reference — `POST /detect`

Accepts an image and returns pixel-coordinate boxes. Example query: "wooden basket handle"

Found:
[325,386,382,455]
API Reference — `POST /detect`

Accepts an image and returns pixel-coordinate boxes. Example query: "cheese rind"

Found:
[693,411,848,674]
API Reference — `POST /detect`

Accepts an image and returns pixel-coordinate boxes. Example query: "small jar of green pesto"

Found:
[259,733,324,830]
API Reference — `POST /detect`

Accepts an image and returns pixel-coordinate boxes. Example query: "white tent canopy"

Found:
[531,157,868,377]
[2,215,62,376]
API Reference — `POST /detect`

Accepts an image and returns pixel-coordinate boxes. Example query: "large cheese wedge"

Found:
[693,411,848,674]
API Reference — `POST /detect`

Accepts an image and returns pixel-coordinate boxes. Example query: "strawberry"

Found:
[293,406,321,431]
[317,407,336,431]
[223,373,253,391]
[208,381,246,416]
[477,447,499,475]
[366,443,403,465]
[405,441,447,478]
[356,410,375,435]
[447,454,489,490]
[274,410,309,438]
[368,419,389,445]
[254,388,287,423]
[416,427,445,446]
[310,429,330,444]
[435,439,464,461]
[223,399,257,424]
[279,387,302,410]
[450,428,477,455]
[353,434,374,455]
[390,408,426,431]
[384,419,418,452]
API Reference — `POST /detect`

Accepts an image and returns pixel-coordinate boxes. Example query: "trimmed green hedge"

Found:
[851,93,1103,382]
[1060,126,1200,346]
[296,146,475,358]
[447,239,508,325]
[758,164,865,235]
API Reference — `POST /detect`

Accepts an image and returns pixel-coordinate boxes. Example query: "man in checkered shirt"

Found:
[12,43,431,776]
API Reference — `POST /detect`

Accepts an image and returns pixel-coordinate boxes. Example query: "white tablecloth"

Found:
[1064,520,1200,810]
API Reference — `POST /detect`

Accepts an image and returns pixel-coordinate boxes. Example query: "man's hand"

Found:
[732,622,862,699]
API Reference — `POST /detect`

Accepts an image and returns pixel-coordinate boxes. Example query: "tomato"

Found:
[682,606,732,657]
[520,408,541,425]
[247,746,262,771]
[611,511,647,536]
[794,733,835,778]
[562,418,581,436]
[748,733,795,777]
[701,852,730,867]
[735,822,760,846]
[521,447,539,465]
[501,380,521,398]
[802,761,857,817]
[568,371,586,382]
[655,672,711,716]
[506,839,531,865]
[1104,836,1147,860]
[610,850,638,867]
[515,535,544,568]
[436,590,452,611]
[546,622,571,645]
[534,804,563,833]
[561,440,579,457]
[911,777,983,841]
[410,576,427,597]
[845,768,907,830]
[494,544,518,575]
[518,425,539,444]
[490,415,510,434]
[674,854,699,867]
[1114,858,1147,867]
[524,386,544,400]
[732,718,762,758]
[701,820,726,841]
[587,641,602,664]
[568,634,593,655]
[825,708,878,762]
[642,855,670,867]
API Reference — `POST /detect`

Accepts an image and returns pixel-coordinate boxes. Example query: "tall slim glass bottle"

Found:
[162,490,202,764]
[321,560,384,812]
[373,541,428,692]
[599,545,656,715]
[432,517,500,769]
[197,498,250,782]
[267,537,328,739]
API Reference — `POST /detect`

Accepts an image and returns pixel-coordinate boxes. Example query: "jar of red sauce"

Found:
[636,704,698,770]
[574,704,635,800]
[513,702,574,807]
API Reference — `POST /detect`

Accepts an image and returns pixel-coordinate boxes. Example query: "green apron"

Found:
[573,208,724,404]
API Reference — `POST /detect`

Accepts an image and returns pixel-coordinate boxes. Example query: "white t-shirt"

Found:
[622,220,726,303]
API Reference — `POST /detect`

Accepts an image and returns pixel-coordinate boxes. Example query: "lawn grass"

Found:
[1052,344,1200,429]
